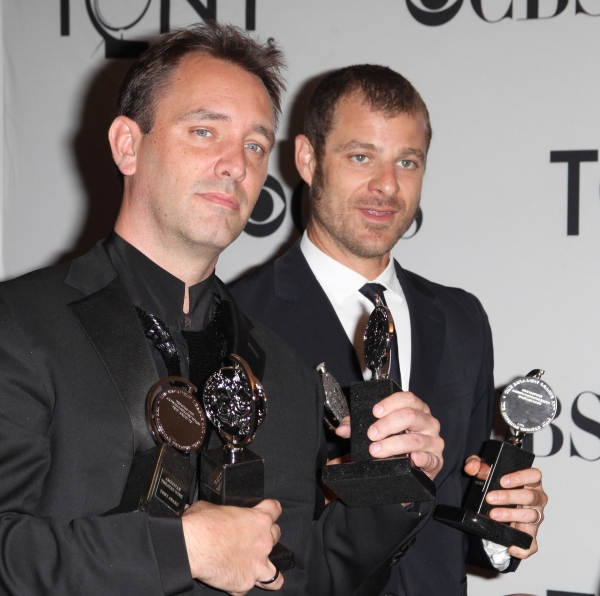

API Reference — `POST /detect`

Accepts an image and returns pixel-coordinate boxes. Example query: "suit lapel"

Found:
[395,261,446,402]
[215,279,267,382]
[66,243,158,453]
[273,241,363,392]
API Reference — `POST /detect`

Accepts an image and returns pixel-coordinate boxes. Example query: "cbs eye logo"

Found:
[244,175,287,237]
[406,0,463,26]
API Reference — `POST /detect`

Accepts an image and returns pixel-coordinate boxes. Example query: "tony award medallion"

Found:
[317,362,349,431]
[113,377,207,517]
[434,369,556,549]
[321,296,436,507]
[200,355,294,571]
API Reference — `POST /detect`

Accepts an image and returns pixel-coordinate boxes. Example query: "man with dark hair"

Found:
[0,30,443,596]
[230,64,547,596]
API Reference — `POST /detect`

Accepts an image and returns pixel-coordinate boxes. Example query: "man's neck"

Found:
[113,222,218,313]
[306,223,391,281]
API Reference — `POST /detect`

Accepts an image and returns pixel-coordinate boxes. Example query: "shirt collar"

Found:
[105,232,216,331]
[300,231,404,304]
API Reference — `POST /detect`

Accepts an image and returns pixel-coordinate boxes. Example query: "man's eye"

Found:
[246,143,264,154]
[195,129,211,137]
[399,159,416,169]
[351,154,369,163]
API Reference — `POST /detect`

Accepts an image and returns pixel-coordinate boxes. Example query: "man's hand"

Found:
[335,391,444,480]
[464,456,548,558]
[181,499,284,595]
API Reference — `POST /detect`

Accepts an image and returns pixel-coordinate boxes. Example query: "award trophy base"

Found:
[322,379,436,507]
[200,446,265,507]
[111,443,195,517]
[434,439,535,549]
[200,447,295,571]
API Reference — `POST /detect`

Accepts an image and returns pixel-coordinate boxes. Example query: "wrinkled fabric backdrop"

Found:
[3,1,600,594]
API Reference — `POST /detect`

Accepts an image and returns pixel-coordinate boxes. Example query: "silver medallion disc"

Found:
[501,373,557,434]
[203,354,266,449]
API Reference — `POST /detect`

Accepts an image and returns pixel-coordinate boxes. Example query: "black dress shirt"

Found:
[105,232,217,381]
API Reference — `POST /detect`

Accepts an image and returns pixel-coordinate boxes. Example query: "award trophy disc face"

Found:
[321,296,436,507]
[434,369,557,549]
[112,377,207,517]
[200,354,294,571]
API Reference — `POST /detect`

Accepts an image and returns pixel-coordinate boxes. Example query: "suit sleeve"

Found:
[304,371,434,596]
[0,295,193,596]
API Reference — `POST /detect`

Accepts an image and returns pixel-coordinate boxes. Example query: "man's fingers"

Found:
[335,415,351,438]
[499,467,543,489]
[508,536,539,559]
[253,499,283,522]
[487,487,541,507]
[255,564,285,591]
[367,407,439,441]
[369,430,443,467]
[372,391,431,418]
[463,456,491,481]
[410,450,443,477]
[489,504,544,525]
[270,523,281,545]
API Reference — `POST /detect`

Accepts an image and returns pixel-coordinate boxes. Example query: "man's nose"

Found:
[215,144,246,182]
[368,162,400,197]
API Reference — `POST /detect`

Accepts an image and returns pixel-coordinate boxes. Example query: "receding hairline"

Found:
[326,92,430,152]
[156,51,277,113]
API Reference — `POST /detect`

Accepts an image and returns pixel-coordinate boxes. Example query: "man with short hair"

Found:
[0,30,443,596]
[230,64,547,595]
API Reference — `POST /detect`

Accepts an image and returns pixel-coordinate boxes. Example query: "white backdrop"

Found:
[4,1,600,594]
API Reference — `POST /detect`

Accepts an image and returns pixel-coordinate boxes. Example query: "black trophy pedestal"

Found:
[200,446,264,507]
[111,443,195,517]
[200,447,295,571]
[434,439,535,549]
[322,378,436,507]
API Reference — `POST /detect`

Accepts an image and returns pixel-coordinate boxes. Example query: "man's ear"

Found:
[295,134,317,186]
[108,116,141,176]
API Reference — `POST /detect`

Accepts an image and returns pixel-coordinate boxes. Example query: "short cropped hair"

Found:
[304,64,432,159]
[117,22,286,133]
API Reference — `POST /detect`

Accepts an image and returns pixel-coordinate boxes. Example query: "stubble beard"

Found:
[169,179,249,253]
[309,162,420,260]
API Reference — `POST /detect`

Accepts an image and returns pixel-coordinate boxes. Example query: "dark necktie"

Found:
[359,283,402,388]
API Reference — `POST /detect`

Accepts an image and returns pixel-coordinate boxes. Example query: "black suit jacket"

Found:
[230,240,505,596]
[0,240,427,596]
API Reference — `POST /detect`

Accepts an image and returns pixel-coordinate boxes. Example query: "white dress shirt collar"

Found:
[300,232,404,304]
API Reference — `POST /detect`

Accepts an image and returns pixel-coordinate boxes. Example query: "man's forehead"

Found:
[326,97,428,150]
[155,53,275,129]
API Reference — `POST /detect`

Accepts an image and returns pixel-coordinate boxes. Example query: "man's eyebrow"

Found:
[402,147,426,161]
[334,141,379,153]
[252,124,275,147]
[178,109,231,123]
[177,109,275,147]
[335,140,426,161]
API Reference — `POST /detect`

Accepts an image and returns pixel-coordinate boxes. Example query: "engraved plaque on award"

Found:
[200,355,294,571]
[321,295,436,507]
[434,369,556,549]
[111,377,207,517]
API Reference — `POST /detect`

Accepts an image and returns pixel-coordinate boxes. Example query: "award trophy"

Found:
[113,377,207,516]
[321,295,436,507]
[200,354,295,571]
[434,369,556,549]
[317,362,349,431]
